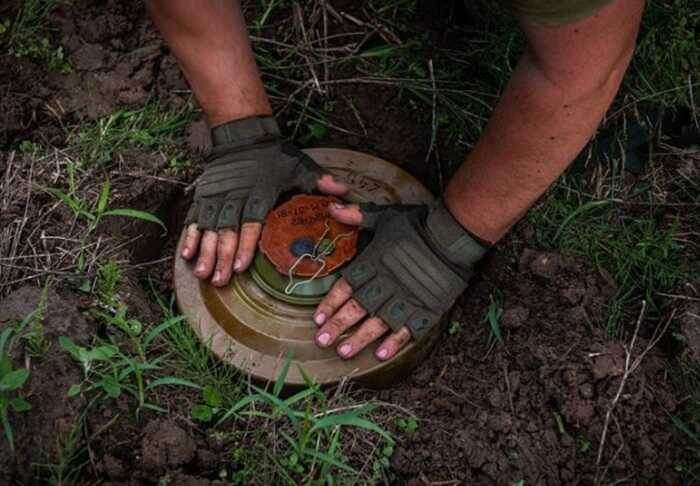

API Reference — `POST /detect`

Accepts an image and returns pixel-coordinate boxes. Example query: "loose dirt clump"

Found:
[384,244,682,485]
[140,418,197,474]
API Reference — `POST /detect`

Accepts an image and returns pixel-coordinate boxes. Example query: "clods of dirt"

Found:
[384,247,683,485]
[0,286,90,483]
[140,418,197,474]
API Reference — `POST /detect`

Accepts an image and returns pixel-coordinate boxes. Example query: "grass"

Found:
[148,288,396,485]
[67,99,197,166]
[627,0,700,108]
[0,0,71,73]
[529,172,687,335]
[1,0,698,482]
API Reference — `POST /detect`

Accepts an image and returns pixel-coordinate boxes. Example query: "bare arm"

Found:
[444,0,644,243]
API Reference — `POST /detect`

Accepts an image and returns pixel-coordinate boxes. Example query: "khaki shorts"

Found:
[503,0,615,25]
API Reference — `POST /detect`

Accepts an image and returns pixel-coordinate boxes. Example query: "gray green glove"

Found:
[340,201,489,339]
[186,116,327,230]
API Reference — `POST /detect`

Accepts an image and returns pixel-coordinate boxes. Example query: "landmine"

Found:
[174,149,440,387]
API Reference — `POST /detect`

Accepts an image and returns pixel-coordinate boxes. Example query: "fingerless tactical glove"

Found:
[340,201,489,339]
[186,116,327,231]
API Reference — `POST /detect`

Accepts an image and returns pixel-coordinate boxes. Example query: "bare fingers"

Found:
[181,223,202,260]
[233,222,262,272]
[212,229,238,287]
[194,230,218,279]
[375,326,412,361]
[313,278,353,325]
[315,298,366,348]
[336,317,389,359]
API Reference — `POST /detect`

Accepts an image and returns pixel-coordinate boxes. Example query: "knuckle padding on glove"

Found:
[197,199,223,230]
[353,275,396,314]
[405,309,440,339]
[216,199,244,229]
[377,296,418,332]
[185,200,200,225]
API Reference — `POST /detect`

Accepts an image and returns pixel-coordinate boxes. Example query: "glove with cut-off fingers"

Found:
[186,116,327,231]
[340,201,489,339]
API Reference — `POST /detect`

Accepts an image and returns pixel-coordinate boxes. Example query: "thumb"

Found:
[329,202,388,229]
[316,173,349,196]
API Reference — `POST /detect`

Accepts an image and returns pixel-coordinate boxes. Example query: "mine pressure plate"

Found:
[174,148,439,388]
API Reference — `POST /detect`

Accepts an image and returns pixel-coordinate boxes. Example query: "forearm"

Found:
[444,0,643,243]
[444,50,630,242]
[147,0,271,125]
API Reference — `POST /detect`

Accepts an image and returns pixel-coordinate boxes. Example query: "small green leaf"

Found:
[102,209,167,233]
[58,336,81,357]
[100,376,121,398]
[308,122,328,141]
[86,345,119,362]
[10,397,31,412]
[0,368,30,391]
[67,384,82,397]
[202,385,223,408]
[191,404,213,422]
[96,181,111,217]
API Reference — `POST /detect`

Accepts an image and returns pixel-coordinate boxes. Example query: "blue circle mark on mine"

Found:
[291,238,315,257]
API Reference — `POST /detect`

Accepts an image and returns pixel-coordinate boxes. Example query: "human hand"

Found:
[312,201,488,361]
[181,116,347,286]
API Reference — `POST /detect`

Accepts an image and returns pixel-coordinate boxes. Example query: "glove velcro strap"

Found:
[425,203,488,269]
[211,116,281,147]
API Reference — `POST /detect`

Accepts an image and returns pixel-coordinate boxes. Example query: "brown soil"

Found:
[384,241,682,484]
[0,0,695,485]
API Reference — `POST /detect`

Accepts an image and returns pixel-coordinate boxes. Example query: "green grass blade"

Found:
[553,200,612,242]
[144,376,200,392]
[2,411,15,452]
[273,354,293,397]
[250,385,304,426]
[672,415,700,445]
[302,448,357,474]
[96,180,110,217]
[310,406,392,442]
[0,328,13,361]
[217,394,263,425]
[102,209,166,233]
[143,315,186,351]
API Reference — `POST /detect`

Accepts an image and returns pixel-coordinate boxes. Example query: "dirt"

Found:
[383,238,682,484]
[0,286,91,484]
[0,0,695,484]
